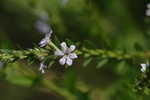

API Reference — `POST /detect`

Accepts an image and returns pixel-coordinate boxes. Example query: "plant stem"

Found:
[42,79,77,100]
[48,41,60,51]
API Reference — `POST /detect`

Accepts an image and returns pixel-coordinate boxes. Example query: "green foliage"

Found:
[5,63,36,87]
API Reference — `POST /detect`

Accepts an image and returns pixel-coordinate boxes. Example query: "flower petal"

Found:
[69,53,78,59]
[36,21,50,34]
[59,56,67,65]
[39,37,49,47]
[147,3,150,8]
[60,42,68,52]
[45,32,52,39]
[66,57,73,66]
[39,62,47,74]
[141,64,147,68]
[54,50,64,56]
[69,45,76,52]
[141,68,145,72]
[41,70,45,74]
[140,64,147,72]
[146,9,150,16]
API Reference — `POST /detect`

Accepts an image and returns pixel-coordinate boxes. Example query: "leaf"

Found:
[48,61,55,68]
[83,58,92,67]
[116,61,127,75]
[54,35,61,46]
[96,59,108,69]
[5,63,37,87]
[66,39,74,46]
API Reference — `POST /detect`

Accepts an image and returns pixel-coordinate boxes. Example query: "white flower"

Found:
[140,62,149,72]
[147,3,150,9]
[39,31,53,47]
[39,61,47,74]
[36,12,53,47]
[146,9,150,16]
[146,3,150,16]
[54,42,78,66]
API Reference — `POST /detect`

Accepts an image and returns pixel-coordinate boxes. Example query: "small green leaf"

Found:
[48,61,55,68]
[83,58,92,67]
[116,61,127,75]
[144,87,150,95]
[54,35,61,45]
[96,59,108,69]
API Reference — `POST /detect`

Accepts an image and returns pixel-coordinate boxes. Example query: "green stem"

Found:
[48,41,60,51]
[42,79,77,100]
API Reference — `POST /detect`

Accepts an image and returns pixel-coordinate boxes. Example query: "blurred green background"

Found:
[0,0,150,100]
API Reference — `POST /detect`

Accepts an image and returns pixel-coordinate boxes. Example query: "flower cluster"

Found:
[36,12,78,73]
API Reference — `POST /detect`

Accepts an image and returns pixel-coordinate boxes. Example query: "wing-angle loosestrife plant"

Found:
[0,11,150,98]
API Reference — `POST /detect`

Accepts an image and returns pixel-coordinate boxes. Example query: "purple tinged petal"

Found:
[69,45,76,52]
[36,21,50,34]
[39,37,49,47]
[59,56,67,65]
[39,62,47,74]
[146,9,150,16]
[66,56,73,66]
[69,53,78,59]
[60,42,68,52]
[140,64,147,72]
[147,3,150,8]
[54,50,64,56]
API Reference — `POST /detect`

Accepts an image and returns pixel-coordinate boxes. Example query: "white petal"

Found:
[39,37,49,47]
[69,45,76,52]
[49,29,53,34]
[45,33,51,39]
[59,56,67,65]
[140,64,147,72]
[36,21,50,34]
[60,42,68,52]
[141,64,147,68]
[141,68,145,72]
[141,67,146,72]
[146,9,150,16]
[39,62,46,74]
[41,69,45,74]
[54,50,64,56]
[66,57,73,66]
[147,4,150,8]
[69,53,78,59]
